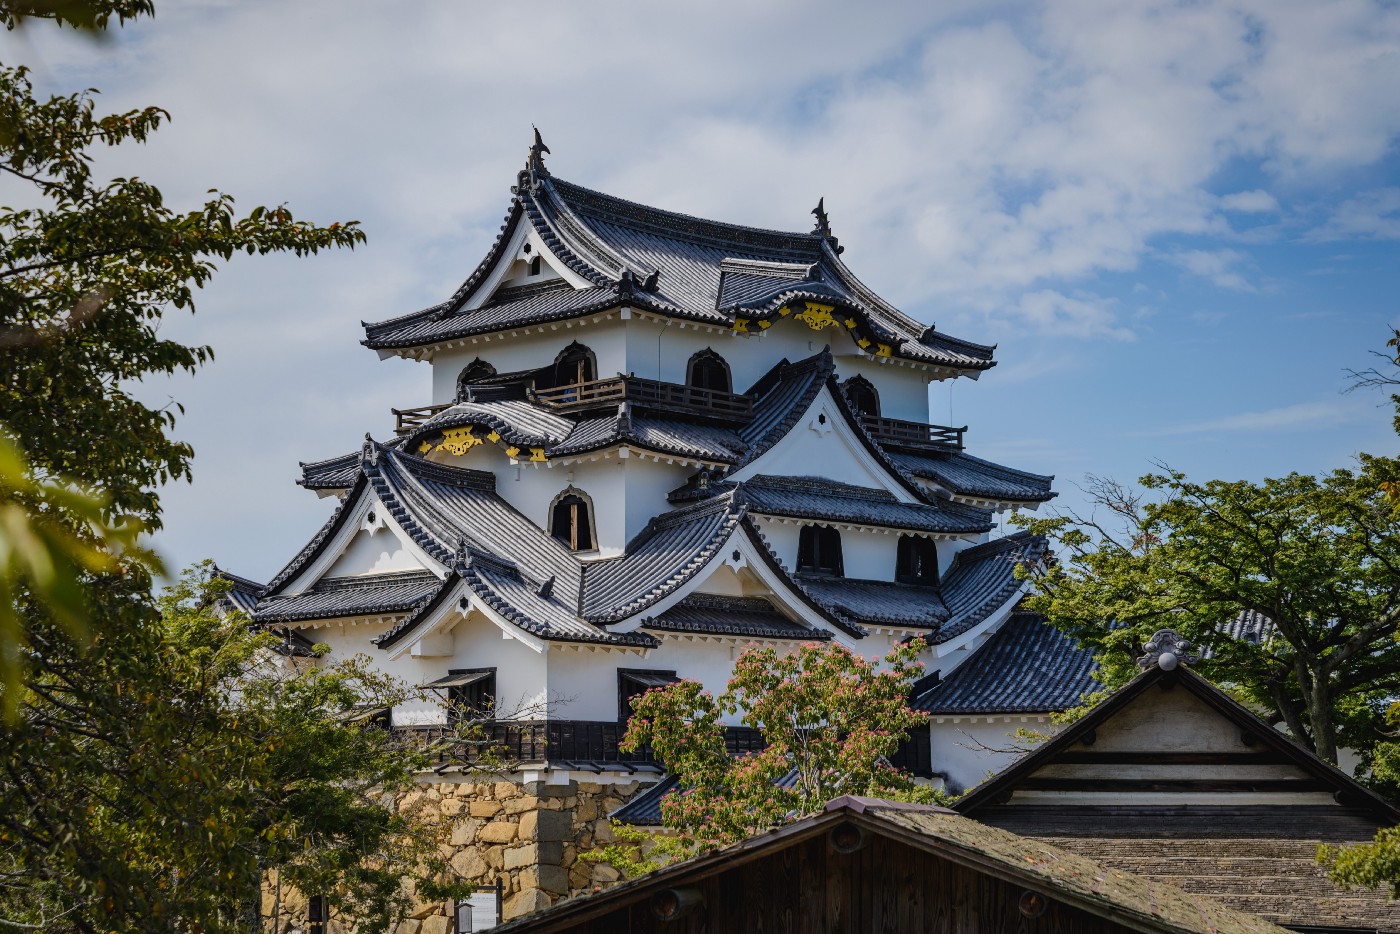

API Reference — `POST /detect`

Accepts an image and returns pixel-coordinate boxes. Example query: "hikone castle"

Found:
[226,138,1399,930]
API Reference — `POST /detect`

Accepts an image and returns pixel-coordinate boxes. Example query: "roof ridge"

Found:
[951,529,1039,565]
[549,177,826,259]
[395,450,498,491]
[743,474,898,502]
[307,569,441,592]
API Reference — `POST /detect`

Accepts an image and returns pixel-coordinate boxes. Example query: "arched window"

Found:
[797,524,844,576]
[455,359,496,400]
[551,342,596,389]
[896,535,939,586]
[550,488,596,552]
[687,349,732,394]
[528,256,542,276]
[843,376,880,418]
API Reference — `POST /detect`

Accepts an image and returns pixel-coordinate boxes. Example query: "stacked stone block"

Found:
[261,777,651,932]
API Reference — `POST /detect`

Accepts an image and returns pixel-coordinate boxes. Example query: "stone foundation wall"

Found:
[262,776,653,932]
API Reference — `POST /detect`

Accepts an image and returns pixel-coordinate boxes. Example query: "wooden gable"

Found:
[956,661,1400,932]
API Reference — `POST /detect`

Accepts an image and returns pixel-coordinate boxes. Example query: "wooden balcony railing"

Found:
[860,414,966,451]
[531,376,753,422]
[394,402,452,435]
[392,718,932,777]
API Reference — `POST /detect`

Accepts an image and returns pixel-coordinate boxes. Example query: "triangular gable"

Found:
[261,466,443,602]
[603,510,866,641]
[728,382,921,503]
[459,207,595,312]
[956,661,1400,822]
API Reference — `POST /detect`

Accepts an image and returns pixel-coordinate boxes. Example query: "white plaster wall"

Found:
[832,357,934,423]
[734,393,907,495]
[930,715,1054,795]
[751,517,914,583]
[430,318,630,404]
[307,610,549,727]
[322,524,426,578]
[619,457,692,544]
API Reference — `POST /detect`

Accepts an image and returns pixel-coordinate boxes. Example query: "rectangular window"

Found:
[423,669,497,720]
[617,668,679,722]
[797,525,844,576]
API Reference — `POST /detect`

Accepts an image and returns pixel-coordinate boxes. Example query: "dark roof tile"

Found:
[913,612,1099,714]
[643,593,830,642]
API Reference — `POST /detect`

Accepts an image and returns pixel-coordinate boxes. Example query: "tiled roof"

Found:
[213,566,263,614]
[1037,834,1400,933]
[913,612,1099,714]
[888,449,1055,505]
[253,570,441,624]
[937,531,1045,640]
[795,575,948,629]
[643,593,830,641]
[610,770,805,826]
[363,283,623,349]
[299,452,364,491]
[411,398,575,447]
[362,171,996,372]
[580,495,744,623]
[738,475,992,534]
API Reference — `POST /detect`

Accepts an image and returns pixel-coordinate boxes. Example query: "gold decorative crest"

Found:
[437,426,482,456]
[795,302,837,331]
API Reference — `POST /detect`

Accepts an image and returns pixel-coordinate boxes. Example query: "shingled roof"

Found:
[913,611,1099,714]
[361,153,995,373]
[642,593,832,642]
[496,796,1292,934]
[888,448,1056,506]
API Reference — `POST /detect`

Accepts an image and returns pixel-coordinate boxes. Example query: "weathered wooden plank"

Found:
[1018,777,1329,793]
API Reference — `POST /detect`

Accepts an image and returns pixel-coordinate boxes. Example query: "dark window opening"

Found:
[896,535,939,586]
[844,376,880,417]
[551,490,595,551]
[456,359,497,400]
[308,896,328,934]
[446,668,497,720]
[528,256,542,276]
[618,668,679,722]
[549,342,596,389]
[687,349,732,394]
[797,525,844,576]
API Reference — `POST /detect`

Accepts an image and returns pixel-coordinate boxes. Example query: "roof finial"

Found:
[1137,629,1200,671]
[527,126,551,184]
[811,197,832,237]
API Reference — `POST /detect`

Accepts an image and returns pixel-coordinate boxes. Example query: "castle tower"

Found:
[239,135,1065,923]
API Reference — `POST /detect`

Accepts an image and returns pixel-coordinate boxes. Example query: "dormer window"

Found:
[456,359,496,400]
[550,488,596,552]
[843,376,880,417]
[687,349,732,394]
[896,535,939,586]
[797,524,843,576]
[550,342,596,389]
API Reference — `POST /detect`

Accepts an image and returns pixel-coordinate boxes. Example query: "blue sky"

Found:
[4,0,1398,580]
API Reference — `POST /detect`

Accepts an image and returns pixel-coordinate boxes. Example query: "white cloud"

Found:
[1219,190,1280,213]
[1136,401,1358,436]
[1167,248,1257,291]
[1306,187,1400,241]
[6,0,1400,574]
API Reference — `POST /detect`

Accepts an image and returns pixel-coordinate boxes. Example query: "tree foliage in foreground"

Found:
[1015,463,1400,767]
[3,565,467,931]
[588,640,939,874]
[0,3,454,930]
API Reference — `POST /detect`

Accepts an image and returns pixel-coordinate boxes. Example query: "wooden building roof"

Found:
[494,797,1291,934]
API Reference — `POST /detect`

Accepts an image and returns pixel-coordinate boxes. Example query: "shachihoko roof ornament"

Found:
[1136,629,1200,671]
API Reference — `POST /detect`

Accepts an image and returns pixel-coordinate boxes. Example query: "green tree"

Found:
[0,3,452,931]
[3,563,468,931]
[1015,462,1400,766]
[590,639,937,873]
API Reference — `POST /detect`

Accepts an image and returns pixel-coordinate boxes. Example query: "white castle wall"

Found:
[929,715,1055,795]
